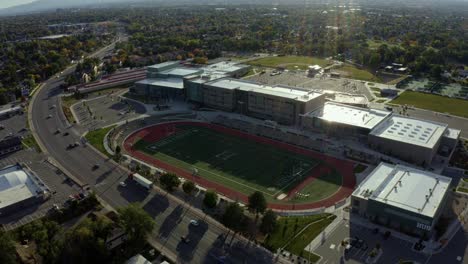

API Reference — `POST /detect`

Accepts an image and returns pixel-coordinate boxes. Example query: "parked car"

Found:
[190,220,199,226]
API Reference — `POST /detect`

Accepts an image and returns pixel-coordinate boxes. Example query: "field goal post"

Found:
[291,161,305,182]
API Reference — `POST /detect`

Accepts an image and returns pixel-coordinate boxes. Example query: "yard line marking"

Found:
[137,124,333,200]
[155,152,275,197]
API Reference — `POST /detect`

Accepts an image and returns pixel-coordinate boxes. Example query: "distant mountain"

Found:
[0,0,145,15]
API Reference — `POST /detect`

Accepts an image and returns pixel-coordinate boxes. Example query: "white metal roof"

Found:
[306,102,391,130]
[353,162,451,218]
[125,254,151,264]
[205,79,322,102]
[443,128,461,140]
[369,115,447,149]
[0,165,46,210]
[147,61,180,71]
[161,68,201,77]
[136,78,184,89]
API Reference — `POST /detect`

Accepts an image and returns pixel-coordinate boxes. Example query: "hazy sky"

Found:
[0,0,35,9]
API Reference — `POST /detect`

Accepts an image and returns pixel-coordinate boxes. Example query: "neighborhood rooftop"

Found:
[307,102,391,130]
[369,115,448,149]
[353,162,451,218]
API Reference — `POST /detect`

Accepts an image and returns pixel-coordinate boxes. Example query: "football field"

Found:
[128,122,344,204]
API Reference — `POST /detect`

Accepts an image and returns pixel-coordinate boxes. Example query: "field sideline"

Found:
[124,121,356,210]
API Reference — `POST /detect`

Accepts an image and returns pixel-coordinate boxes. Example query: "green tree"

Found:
[0,230,16,264]
[118,203,155,249]
[248,191,267,216]
[182,181,196,196]
[60,215,113,264]
[222,202,245,233]
[203,190,218,209]
[159,173,181,192]
[260,210,277,235]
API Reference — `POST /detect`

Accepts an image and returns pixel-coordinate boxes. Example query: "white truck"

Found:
[131,173,153,190]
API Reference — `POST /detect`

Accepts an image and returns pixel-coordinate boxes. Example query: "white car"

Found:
[190,220,199,226]
[119,181,127,187]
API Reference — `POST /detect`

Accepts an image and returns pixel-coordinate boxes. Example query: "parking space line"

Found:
[358,249,368,260]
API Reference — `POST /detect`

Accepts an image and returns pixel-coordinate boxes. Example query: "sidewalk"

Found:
[349,215,420,245]
[304,205,347,253]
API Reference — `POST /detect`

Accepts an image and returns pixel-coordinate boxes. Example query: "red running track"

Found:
[123,121,356,211]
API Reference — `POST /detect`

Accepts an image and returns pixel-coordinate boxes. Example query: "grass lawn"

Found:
[292,171,342,202]
[247,56,329,70]
[264,214,335,263]
[133,124,342,203]
[243,67,258,77]
[337,65,381,82]
[367,40,401,50]
[85,125,115,155]
[370,87,380,92]
[22,135,40,152]
[457,187,468,194]
[376,99,387,103]
[391,91,468,118]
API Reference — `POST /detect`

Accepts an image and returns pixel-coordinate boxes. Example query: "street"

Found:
[28,42,279,263]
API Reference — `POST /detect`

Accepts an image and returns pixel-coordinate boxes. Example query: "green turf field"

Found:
[391,90,468,118]
[247,56,330,70]
[292,171,342,202]
[133,125,342,202]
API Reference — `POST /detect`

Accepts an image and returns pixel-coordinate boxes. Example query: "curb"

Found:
[27,81,86,189]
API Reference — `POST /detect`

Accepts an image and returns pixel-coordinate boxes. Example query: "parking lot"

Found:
[0,110,28,140]
[245,70,373,99]
[313,218,429,264]
[72,92,146,130]
[0,140,81,231]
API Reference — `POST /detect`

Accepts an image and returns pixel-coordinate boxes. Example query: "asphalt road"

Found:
[29,43,279,263]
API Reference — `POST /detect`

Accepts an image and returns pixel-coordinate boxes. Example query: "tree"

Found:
[222,202,245,232]
[182,181,196,196]
[118,203,155,250]
[248,191,267,216]
[193,56,208,64]
[60,216,112,264]
[159,173,181,192]
[203,190,218,209]
[260,210,277,235]
[0,230,16,264]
